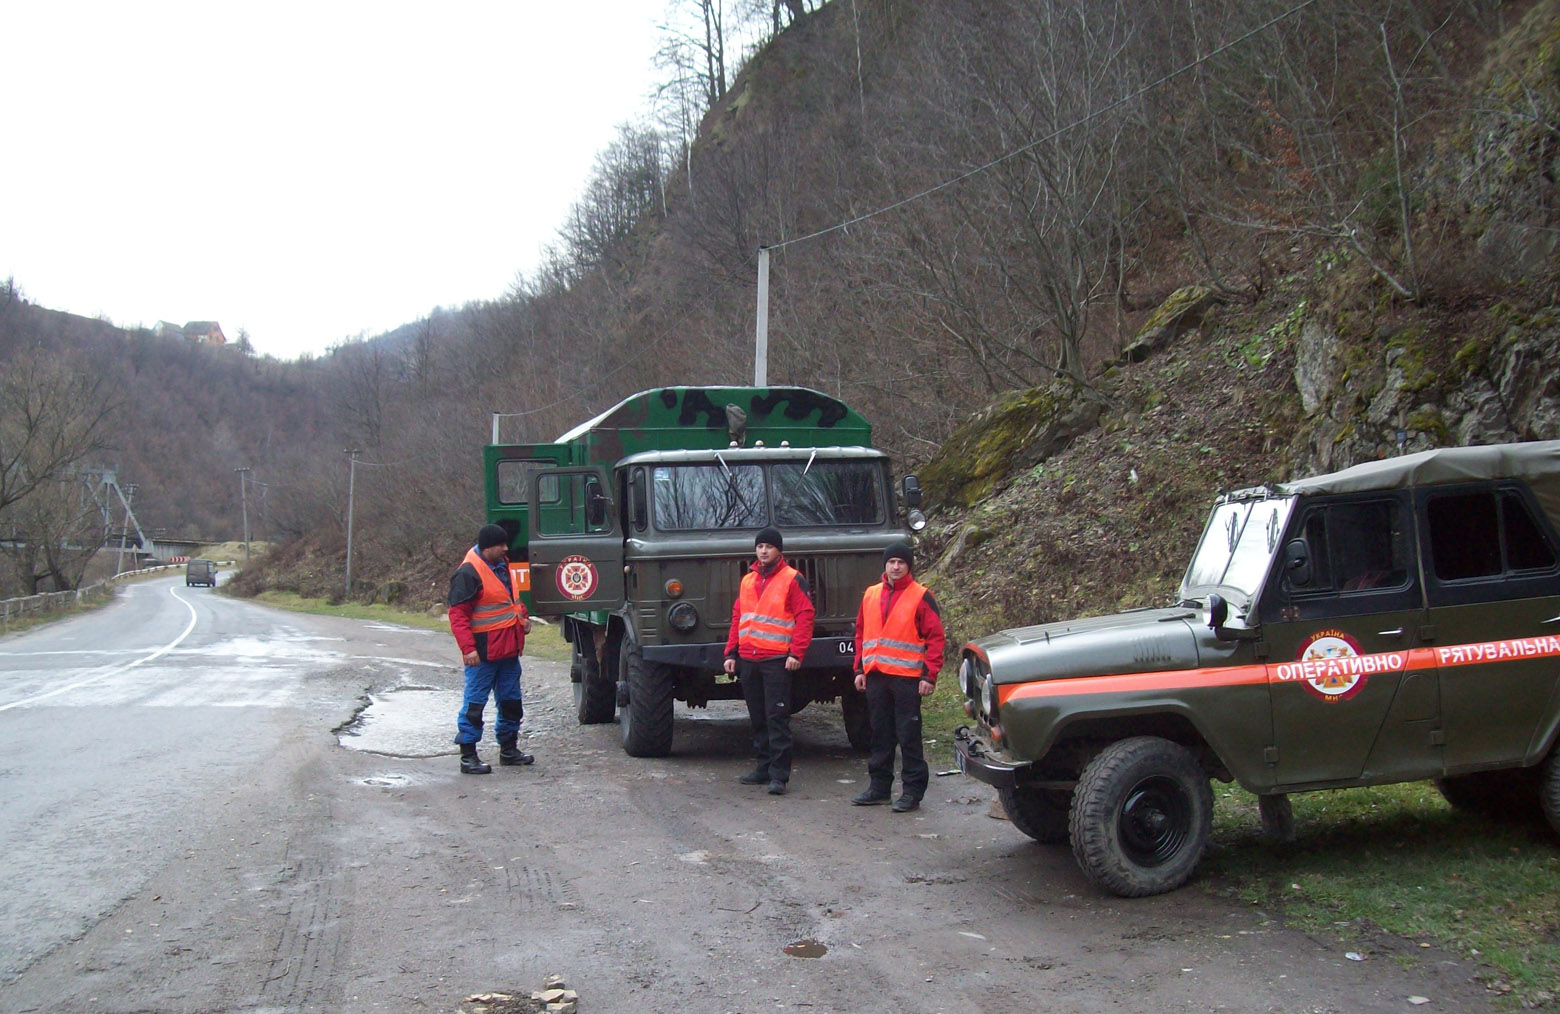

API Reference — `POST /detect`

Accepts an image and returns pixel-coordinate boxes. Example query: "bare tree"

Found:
[0,349,118,521]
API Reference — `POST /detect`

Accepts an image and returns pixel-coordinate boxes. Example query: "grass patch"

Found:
[247,590,571,663]
[1205,781,1560,1000]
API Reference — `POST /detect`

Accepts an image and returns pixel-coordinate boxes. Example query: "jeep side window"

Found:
[1428,489,1557,580]
[1290,499,1407,594]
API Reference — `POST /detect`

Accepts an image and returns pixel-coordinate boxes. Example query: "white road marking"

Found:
[0,585,199,712]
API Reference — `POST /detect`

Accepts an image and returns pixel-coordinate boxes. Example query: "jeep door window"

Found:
[1425,486,1558,604]
[771,461,885,526]
[1298,499,1411,594]
[1183,498,1293,600]
[652,463,767,530]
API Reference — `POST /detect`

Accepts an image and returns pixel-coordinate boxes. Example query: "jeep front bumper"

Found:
[953,725,1029,789]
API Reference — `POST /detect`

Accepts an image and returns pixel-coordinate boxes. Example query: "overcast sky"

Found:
[2,2,666,359]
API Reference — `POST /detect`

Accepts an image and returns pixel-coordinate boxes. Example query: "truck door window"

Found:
[497,460,563,506]
[771,461,885,525]
[652,464,766,530]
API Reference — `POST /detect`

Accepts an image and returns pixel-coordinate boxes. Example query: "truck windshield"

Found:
[771,461,884,526]
[652,464,767,530]
[1182,496,1294,601]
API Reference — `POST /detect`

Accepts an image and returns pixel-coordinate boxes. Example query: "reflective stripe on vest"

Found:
[461,547,523,634]
[860,579,928,677]
[737,565,799,656]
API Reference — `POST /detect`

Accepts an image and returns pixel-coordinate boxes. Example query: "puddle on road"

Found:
[784,939,828,958]
[355,772,418,788]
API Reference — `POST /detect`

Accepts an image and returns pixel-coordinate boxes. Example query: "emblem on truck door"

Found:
[556,555,599,600]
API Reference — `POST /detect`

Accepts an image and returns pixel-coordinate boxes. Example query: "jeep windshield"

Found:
[1180,494,1294,605]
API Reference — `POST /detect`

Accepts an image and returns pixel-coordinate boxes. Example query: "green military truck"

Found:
[954,440,1560,897]
[483,386,925,757]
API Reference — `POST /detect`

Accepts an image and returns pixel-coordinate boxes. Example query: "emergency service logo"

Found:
[1275,629,1391,701]
[555,555,599,600]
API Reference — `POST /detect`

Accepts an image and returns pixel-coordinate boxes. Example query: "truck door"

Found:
[526,465,626,615]
[1264,493,1438,788]
[485,444,572,609]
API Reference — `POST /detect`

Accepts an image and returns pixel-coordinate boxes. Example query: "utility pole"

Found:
[344,449,360,597]
[235,467,252,564]
[754,246,770,386]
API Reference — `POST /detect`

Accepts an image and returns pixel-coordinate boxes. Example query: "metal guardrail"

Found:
[0,565,176,634]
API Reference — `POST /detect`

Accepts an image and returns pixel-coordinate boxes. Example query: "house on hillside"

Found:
[182,321,227,346]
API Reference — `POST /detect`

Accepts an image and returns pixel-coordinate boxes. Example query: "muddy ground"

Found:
[0,608,1498,1013]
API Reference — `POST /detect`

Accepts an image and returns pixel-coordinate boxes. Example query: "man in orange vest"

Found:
[851,541,946,812]
[723,527,815,795]
[448,524,534,774]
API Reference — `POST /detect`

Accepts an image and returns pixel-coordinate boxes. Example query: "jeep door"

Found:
[1416,482,1560,771]
[1263,493,1439,788]
[526,465,626,615]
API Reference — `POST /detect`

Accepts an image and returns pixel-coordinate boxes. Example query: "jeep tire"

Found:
[1069,736,1213,898]
[619,638,674,757]
[1000,785,1071,844]
[574,635,616,725]
[1438,768,1542,822]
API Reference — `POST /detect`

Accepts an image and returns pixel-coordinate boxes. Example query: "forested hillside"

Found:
[2,0,1555,617]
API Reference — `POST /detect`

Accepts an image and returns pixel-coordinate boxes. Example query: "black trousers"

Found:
[739,655,793,782]
[864,671,928,800]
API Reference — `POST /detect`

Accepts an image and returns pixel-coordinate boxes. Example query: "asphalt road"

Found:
[0,577,1498,1013]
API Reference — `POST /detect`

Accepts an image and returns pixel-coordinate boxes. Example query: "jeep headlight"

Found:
[959,657,974,697]
[981,674,998,719]
[668,601,699,633]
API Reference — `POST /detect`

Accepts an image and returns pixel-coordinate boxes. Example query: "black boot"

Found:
[498,738,534,766]
[460,744,491,775]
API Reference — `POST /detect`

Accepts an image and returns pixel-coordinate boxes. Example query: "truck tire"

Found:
[999,785,1071,844]
[840,689,872,754]
[574,637,616,725]
[1069,736,1212,897]
[619,639,674,757]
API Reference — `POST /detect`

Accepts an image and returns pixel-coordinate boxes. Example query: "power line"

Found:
[768,0,1321,253]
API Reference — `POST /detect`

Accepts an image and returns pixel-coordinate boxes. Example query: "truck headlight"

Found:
[668,601,699,633]
[959,657,974,697]
[981,675,998,719]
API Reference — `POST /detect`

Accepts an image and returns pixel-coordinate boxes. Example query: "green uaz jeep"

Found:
[954,440,1560,897]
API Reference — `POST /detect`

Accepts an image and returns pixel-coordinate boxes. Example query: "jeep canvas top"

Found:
[954,440,1560,896]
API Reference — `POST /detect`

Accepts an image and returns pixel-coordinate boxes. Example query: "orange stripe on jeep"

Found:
[996,635,1560,707]
[999,663,1269,705]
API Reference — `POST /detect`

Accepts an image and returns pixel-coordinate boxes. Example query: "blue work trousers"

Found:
[454,656,524,745]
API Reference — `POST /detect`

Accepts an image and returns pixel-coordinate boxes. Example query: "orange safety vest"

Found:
[461,547,525,634]
[860,579,928,677]
[737,565,800,657]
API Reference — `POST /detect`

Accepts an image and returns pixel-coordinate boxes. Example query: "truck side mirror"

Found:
[1282,538,1312,588]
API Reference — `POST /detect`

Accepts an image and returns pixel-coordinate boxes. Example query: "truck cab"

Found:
[484,386,924,757]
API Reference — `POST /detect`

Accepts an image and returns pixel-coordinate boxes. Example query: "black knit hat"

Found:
[883,540,914,569]
[477,524,510,550]
[755,526,784,552]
